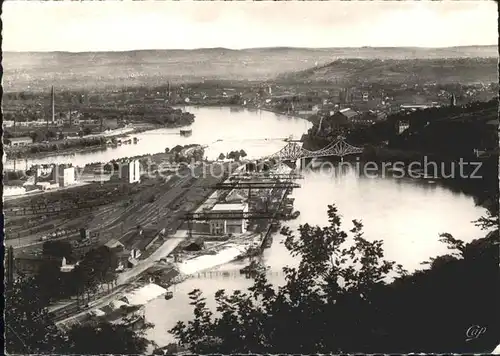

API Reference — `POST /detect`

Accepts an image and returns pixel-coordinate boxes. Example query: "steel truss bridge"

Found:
[184,211,287,221]
[266,136,364,161]
[213,181,300,190]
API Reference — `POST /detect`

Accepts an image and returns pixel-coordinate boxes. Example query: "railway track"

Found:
[7,163,228,251]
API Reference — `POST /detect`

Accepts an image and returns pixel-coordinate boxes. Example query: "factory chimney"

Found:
[51,86,55,122]
[7,246,14,286]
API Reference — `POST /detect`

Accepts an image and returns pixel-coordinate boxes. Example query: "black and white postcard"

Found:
[3,0,499,354]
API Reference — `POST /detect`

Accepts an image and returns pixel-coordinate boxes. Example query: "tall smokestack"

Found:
[7,246,14,286]
[51,86,55,123]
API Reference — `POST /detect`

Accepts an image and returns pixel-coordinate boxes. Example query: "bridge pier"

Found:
[282,160,296,169]
[302,157,312,169]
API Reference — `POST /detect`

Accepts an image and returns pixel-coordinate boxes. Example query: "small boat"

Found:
[411,169,437,180]
[422,175,437,180]
[164,291,173,300]
[240,261,260,274]
[269,223,280,233]
[240,266,251,274]
[262,235,273,249]
[180,129,192,137]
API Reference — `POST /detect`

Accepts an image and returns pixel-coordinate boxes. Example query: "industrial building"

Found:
[338,108,359,120]
[33,164,75,187]
[35,164,55,182]
[57,165,76,187]
[8,136,33,147]
[121,160,141,183]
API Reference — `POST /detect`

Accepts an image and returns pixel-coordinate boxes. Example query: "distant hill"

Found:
[2,46,498,92]
[277,57,499,85]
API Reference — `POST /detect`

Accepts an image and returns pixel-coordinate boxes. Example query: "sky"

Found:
[2,0,498,52]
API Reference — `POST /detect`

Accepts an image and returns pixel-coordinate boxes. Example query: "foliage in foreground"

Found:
[170,205,499,354]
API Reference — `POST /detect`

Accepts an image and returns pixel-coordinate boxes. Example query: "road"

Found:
[116,233,186,285]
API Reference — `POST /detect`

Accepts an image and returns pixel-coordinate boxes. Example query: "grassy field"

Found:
[3,46,498,91]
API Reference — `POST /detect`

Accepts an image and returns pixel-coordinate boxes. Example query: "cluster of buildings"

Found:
[31,164,77,190]
[191,189,250,237]
[121,160,141,184]
[7,136,34,147]
[3,113,118,135]
[104,227,161,270]
[4,86,121,144]
[4,164,76,197]
[2,110,85,129]
[314,106,388,137]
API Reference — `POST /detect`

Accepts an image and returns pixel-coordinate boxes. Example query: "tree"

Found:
[218,153,226,160]
[170,205,398,353]
[83,127,93,136]
[42,240,73,260]
[172,145,183,153]
[64,321,154,354]
[6,275,153,354]
[239,149,247,158]
[30,130,46,143]
[227,151,240,161]
[79,245,118,284]
[170,204,499,353]
[46,130,57,139]
[35,259,65,302]
[5,275,66,354]
[72,245,118,302]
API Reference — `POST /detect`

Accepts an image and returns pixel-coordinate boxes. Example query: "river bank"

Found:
[4,122,191,161]
[4,106,312,170]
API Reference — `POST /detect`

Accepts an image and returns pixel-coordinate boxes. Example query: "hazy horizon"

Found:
[3,1,497,52]
[4,44,499,54]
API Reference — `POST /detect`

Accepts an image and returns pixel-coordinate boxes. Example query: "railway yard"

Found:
[5,163,230,257]
[5,154,301,327]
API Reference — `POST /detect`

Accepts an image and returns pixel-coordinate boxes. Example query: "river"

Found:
[145,164,486,346]
[4,106,310,169]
